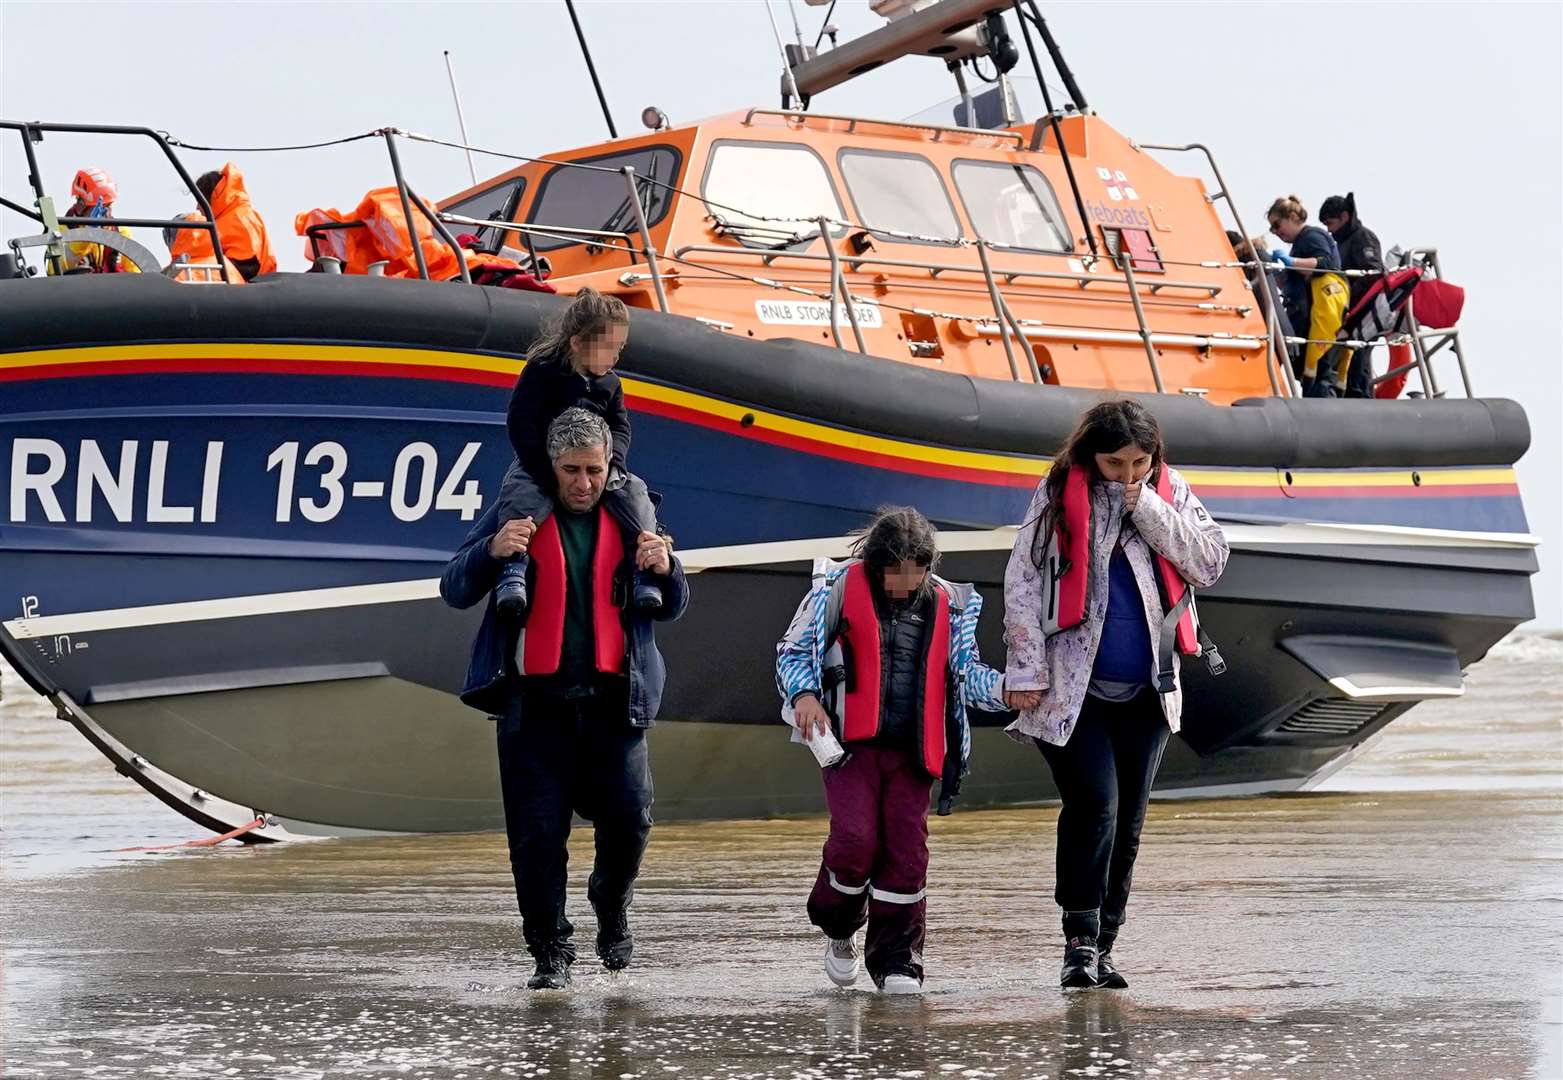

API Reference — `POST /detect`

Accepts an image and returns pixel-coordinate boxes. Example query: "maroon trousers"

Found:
[806,745,934,983]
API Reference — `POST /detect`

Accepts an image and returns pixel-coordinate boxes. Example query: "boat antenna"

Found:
[443,50,479,186]
[1021,0,1087,111]
[564,0,618,138]
[764,0,806,109]
[786,0,805,47]
[811,0,838,49]
[1011,0,1097,258]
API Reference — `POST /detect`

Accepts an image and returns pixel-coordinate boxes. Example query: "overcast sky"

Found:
[3,1,1559,625]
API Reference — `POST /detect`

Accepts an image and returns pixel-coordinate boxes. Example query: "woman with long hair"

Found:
[1002,400,1229,989]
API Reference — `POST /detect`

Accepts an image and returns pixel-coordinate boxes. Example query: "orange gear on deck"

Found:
[353,187,458,280]
[169,163,276,279]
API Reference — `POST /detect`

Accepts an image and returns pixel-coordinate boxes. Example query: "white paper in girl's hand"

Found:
[802,725,846,768]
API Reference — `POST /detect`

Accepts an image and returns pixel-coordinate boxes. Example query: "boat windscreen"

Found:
[838,148,961,244]
[444,177,525,252]
[701,141,845,246]
[952,160,1071,252]
[526,146,680,252]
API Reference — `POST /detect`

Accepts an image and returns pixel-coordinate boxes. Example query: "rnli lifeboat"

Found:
[0,0,1535,839]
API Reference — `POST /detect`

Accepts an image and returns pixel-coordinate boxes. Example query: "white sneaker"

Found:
[879,972,924,995]
[823,935,860,987]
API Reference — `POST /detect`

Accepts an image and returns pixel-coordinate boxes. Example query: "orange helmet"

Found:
[71,167,118,207]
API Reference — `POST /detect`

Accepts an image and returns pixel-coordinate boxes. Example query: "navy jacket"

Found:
[1282,225,1342,332]
[440,500,689,724]
[505,361,632,488]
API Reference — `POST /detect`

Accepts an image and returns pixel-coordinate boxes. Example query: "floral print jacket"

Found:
[1002,466,1229,746]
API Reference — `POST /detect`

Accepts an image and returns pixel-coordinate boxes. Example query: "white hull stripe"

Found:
[2,521,1538,640]
[1327,675,1464,700]
[827,870,869,896]
[869,885,927,905]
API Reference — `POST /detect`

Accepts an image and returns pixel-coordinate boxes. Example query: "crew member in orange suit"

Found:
[168,163,277,282]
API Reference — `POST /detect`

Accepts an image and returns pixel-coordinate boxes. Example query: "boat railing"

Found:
[8,121,1462,399]
[1135,140,1295,396]
[741,107,1026,149]
[1378,246,1472,398]
[0,120,233,279]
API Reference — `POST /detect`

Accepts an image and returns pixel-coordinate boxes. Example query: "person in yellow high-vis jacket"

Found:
[1265,195,1349,397]
[50,167,140,275]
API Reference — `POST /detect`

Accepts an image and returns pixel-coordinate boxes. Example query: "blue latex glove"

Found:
[1266,249,1293,268]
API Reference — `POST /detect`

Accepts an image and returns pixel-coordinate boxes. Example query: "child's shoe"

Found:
[877,971,924,995]
[823,934,860,987]
[495,557,529,617]
[1095,929,1128,989]
[631,569,664,612]
[1059,935,1099,989]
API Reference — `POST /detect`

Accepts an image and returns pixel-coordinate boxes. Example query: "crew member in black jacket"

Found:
[1320,193,1385,397]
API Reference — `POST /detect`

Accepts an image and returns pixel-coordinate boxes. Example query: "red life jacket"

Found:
[519,507,626,677]
[1044,466,1217,690]
[837,561,951,778]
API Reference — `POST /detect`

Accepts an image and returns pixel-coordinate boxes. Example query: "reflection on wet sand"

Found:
[2,635,1560,1078]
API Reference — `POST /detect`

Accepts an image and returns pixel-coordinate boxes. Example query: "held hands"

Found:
[635,530,673,576]
[1124,480,1142,514]
[792,693,834,739]
[1003,689,1043,712]
[488,517,536,559]
[1265,249,1293,268]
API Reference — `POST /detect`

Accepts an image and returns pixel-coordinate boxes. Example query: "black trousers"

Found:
[496,460,657,534]
[496,682,653,957]
[1038,689,1170,937]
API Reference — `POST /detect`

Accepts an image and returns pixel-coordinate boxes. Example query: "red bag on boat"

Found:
[1411,278,1464,329]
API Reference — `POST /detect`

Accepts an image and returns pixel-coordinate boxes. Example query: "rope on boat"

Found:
[161,131,382,153]
[115,815,266,851]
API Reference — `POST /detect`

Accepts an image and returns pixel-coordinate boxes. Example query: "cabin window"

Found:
[952,160,1072,252]
[701,141,845,248]
[526,145,681,252]
[838,148,961,244]
[443,177,525,252]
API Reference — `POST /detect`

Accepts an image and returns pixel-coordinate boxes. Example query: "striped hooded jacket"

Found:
[775,557,1009,812]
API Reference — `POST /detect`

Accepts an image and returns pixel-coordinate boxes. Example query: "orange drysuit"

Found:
[169,163,276,280]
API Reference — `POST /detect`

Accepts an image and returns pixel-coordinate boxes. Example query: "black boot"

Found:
[631,569,664,612]
[1060,935,1099,988]
[595,907,633,972]
[495,556,530,618]
[527,944,574,990]
[1060,909,1100,989]
[1095,928,1128,990]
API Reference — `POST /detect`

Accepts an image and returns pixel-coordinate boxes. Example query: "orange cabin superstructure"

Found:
[440,108,1280,405]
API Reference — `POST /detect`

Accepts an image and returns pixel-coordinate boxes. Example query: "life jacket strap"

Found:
[1156,590,1227,692]
[1154,590,1192,694]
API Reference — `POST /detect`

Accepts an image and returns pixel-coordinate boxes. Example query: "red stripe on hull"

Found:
[0,358,515,388]
[629,393,1039,489]
[0,357,1525,502]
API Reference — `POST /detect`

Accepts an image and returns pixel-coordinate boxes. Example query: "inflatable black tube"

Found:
[1,273,1530,468]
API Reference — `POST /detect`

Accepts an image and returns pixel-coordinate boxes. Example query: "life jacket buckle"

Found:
[1203,646,1227,677]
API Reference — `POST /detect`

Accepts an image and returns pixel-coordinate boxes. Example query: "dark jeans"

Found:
[497,459,657,535]
[1038,689,1170,938]
[1345,343,1375,398]
[496,680,653,958]
[807,745,934,982]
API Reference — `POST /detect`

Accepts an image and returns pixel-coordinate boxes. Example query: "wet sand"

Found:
[3,634,1561,1079]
